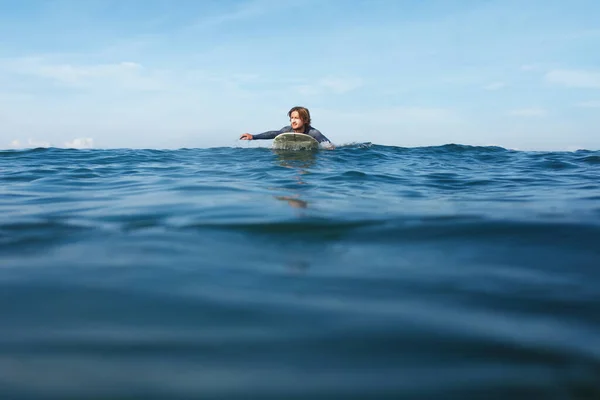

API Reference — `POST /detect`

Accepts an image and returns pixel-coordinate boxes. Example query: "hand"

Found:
[239,133,253,140]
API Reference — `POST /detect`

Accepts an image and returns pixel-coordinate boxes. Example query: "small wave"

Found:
[578,155,600,165]
[329,142,373,150]
[536,159,580,170]
[0,219,94,253]
[417,143,510,154]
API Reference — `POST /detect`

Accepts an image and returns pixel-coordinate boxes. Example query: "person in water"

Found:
[239,106,334,147]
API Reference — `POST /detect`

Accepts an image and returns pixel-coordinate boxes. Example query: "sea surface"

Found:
[1,144,599,399]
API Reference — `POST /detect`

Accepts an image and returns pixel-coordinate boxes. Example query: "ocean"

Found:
[1,144,599,399]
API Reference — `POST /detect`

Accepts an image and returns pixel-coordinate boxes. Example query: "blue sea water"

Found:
[1,143,599,399]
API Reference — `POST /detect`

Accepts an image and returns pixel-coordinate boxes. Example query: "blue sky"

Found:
[1,0,599,150]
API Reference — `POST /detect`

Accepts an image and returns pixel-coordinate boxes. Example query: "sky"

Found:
[1,0,599,150]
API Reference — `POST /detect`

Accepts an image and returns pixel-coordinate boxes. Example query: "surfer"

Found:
[239,106,334,147]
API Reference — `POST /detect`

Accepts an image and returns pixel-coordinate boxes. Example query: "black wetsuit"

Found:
[252,125,332,144]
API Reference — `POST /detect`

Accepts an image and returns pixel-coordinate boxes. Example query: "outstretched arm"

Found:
[240,126,290,140]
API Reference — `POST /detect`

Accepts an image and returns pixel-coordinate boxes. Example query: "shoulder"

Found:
[307,126,322,134]
[281,125,293,132]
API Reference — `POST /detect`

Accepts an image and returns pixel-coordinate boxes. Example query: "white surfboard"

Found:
[272,133,319,151]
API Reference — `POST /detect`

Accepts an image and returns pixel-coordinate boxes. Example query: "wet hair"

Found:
[287,106,311,126]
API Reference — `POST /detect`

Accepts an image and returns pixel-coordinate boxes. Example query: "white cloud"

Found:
[65,138,94,149]
[36,61,143,86]
[7,138,94,149]
[2,56,271,98]
[39,61,139,78]
[576,100,600,108]
[2,57,168,91]
[483,81,506,90]
[545,70,600,89]
[508,107,547,117]
[27,139,52,148]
